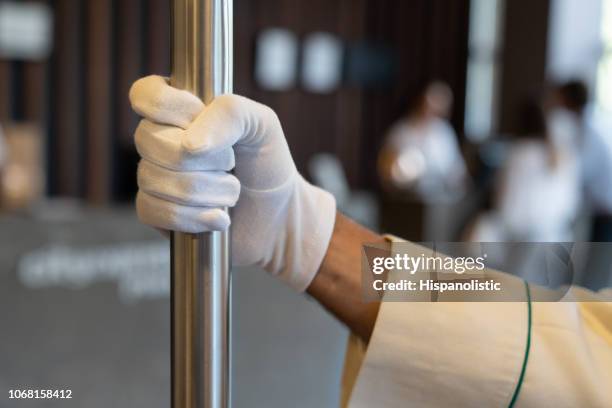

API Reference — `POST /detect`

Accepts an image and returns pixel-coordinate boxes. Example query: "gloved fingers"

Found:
[182,94,278,153]
[135,119,235,171]
[136,191,231,233]
[182,94,246,153]
[129,75,204,129]
[137,159,240,207]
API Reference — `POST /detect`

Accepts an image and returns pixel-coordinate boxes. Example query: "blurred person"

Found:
[129,76,611,407]
[546,81,585,154]
[551,80,612,289]
[471,98,580,242]
[378,81,468,200]
[553,80,612,241]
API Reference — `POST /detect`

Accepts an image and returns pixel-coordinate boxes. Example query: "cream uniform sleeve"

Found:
[341,240,612,408]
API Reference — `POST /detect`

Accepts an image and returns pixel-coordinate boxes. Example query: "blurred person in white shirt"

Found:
[472,98,580,242]
[552,80,612,241]
[378,81,469,201]
[549,80,612,289]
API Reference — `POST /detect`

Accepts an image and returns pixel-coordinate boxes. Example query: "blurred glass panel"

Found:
[597,0,612,113]
[468,0,502,54]
[603,0,612,43]
[255,28,298,91]
[0,2,53,60]
[598,54,612,113]
[547,0,603,89]
[465,60,497,141]
[345,41,396,88]
[301,32,343,93]
[464,0,503,141]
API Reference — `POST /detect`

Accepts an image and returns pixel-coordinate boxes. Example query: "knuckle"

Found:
[135,191,159,225]
[136,160,157,190]
[136,161,145,184]
[133,120,154,152]
[133,120,147,147]
[259,103,281,132]
[147,90,165,116]
[261,103,277,120]
[130,76,160,110]
[214,94,244,118]
[228,175,241,198]
[175,176,198,200]
[167,205,181,225]
[128,76,148,104]
[209,209,230,230]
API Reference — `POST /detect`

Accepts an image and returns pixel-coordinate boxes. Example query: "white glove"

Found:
[129,75,336,291]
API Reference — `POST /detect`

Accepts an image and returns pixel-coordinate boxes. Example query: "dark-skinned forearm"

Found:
[307,212,385,342]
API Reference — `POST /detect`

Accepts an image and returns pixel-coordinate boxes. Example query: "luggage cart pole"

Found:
[170,1,232,407]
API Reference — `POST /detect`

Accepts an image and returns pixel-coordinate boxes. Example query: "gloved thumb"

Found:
[181,94,249,154]
[129,75,204,129]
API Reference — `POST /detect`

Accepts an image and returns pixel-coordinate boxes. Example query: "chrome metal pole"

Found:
[171,1,232,408]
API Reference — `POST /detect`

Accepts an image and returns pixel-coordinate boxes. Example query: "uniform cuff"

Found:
[348,256,530,407]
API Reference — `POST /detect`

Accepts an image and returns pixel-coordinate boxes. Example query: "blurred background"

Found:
[0,0,611,406]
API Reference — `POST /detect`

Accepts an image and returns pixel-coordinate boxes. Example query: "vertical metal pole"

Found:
[171,1,232,408]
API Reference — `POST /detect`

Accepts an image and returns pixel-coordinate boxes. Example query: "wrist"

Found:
[307,213,385,341]
[268,175,337,291]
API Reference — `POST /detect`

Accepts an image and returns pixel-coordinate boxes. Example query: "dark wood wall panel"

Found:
[22,62,47,123]
[116,0,143,146]
[112,0,145,201]
[49,0,84,196]
[0,62,11,121]
[45,0,172,201]
[22,1,50,124]
[38,0,470,201]
[85,0,113,203]
[426,0,470,129]
[499,0,550,133]
[334,0,367,186]
[145,0,171,75]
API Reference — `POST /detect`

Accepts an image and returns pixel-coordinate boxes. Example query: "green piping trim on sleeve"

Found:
[508,281,532,408]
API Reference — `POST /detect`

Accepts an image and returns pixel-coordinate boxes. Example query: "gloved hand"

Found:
[129,75,336,291]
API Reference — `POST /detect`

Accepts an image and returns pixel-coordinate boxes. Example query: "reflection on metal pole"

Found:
[171,1,232,407]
